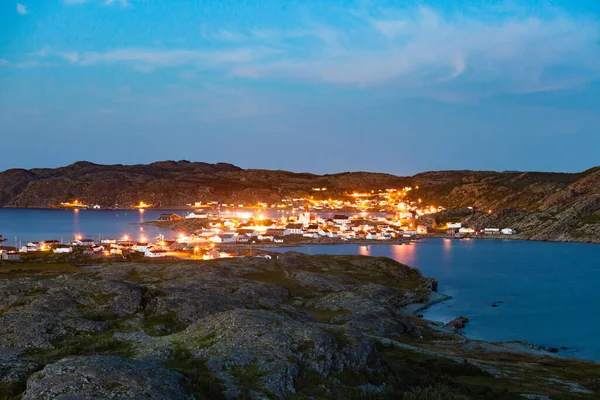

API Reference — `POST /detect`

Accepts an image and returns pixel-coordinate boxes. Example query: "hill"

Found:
[1,161,599,242]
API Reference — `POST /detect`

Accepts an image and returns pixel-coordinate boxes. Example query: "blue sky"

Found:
[1,0,599,175]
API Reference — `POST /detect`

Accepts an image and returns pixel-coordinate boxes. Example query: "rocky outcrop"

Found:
[22,355,193,400]
[1,254,599,399]
[444,317,469,332]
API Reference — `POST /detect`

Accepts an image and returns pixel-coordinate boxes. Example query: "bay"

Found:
[272,239,600,362]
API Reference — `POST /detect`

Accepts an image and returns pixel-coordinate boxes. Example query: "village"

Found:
[0,187,517,262]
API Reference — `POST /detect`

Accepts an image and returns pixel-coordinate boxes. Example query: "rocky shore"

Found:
[1,254,599,399]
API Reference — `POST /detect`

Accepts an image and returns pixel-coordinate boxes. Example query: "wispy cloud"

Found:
[25,4,600,100]
[231,6,600,98]
[16,3,28,15]
[50,47,274,71]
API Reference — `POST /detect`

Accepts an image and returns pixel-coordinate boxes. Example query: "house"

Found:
[100,238,117,245]
[366,232,378,240]
[459,227,475,234]
[305,224,319,233]
[134,242,150,252]
[42,240,61,249]
[157,214,182,222]
[53,245,73,254]
[284,223,303,235]
[327,231,339,238]
[303,232,319,239]
[417,225,428,234]
[92,245,105,253]
[2,252,21,261]
[501,228,516,235]
[258,235,274,242]
[447,223,462,229]
[484,228,500,235]
[237,234,250,243]
[273,236,285,243]
[73,239,95,247]
[144,249,168,258]
[255,254,272,259]
[265,229,285,237]
[333,215,350,225]
[210,234,236,244]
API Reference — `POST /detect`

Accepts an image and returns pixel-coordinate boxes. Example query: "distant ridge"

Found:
[1,161,599,243]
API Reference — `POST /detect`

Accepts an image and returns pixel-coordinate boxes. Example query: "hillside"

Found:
[0,161,599,242]
[0,161,410,208]
[1,254,599,399]
[408,168,600,243]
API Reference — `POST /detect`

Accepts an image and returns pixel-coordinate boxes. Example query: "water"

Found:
[2,209,600,361]
[0,208,183,245]
[273,239,600,361]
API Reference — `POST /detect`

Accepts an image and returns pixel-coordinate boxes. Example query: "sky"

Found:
[1,0,599,175]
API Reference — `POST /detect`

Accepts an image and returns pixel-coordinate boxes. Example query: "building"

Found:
[417,225,429,234]
[144,249,168,258]
[501,228,516,235]
[157,214,182,222]
[210,234,236,244]
[447,223,462,229]
[284,223,303,235]
[333,215,350,225]
[484,228,500,235]
[53,245,73,254]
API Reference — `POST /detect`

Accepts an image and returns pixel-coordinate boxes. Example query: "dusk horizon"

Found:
[1,158,599,177]
[2,1,600,399]
[3,0,600,174]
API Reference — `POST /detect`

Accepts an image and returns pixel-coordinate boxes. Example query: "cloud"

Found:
[231,6,600,98]
[26,4,600,100]
[16,3,28,15]
[70,48,271,70]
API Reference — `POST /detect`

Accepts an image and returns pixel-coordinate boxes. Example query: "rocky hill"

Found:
[409,168,600,243]
[1,161,599,242]
[0,161,410,208]
[1,254,599,399]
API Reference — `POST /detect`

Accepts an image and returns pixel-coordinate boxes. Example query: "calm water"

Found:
[0,208,183,245]
[274,240,600,361]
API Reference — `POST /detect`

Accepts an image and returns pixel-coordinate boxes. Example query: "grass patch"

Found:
[141,311,187,336]
[161,345,226,400]
[24,326,134,365]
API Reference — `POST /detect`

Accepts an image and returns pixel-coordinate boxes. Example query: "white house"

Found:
[53,245,73,254]
[210,234,236,244]
[284,223,304,235]
[366,232,378,240]
[447,223,462,229]
[501,228,516,235]
[134,243,150,252]
[144,249,168,258]
[459,227,475,234]
[333,215,350,225]
[417,225,429,234]
[484,228,500,234]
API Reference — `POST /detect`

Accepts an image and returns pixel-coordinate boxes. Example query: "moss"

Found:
[24,325,134,365]
[161,345,226,399]
[140,311,186,336]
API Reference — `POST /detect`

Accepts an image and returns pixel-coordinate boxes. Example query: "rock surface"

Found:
[22,355,193,400]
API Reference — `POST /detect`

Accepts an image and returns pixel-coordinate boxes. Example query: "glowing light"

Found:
[488,209,493,214]
[122,235,129,241]
[76,235,82,241]
[140,236,147,243]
